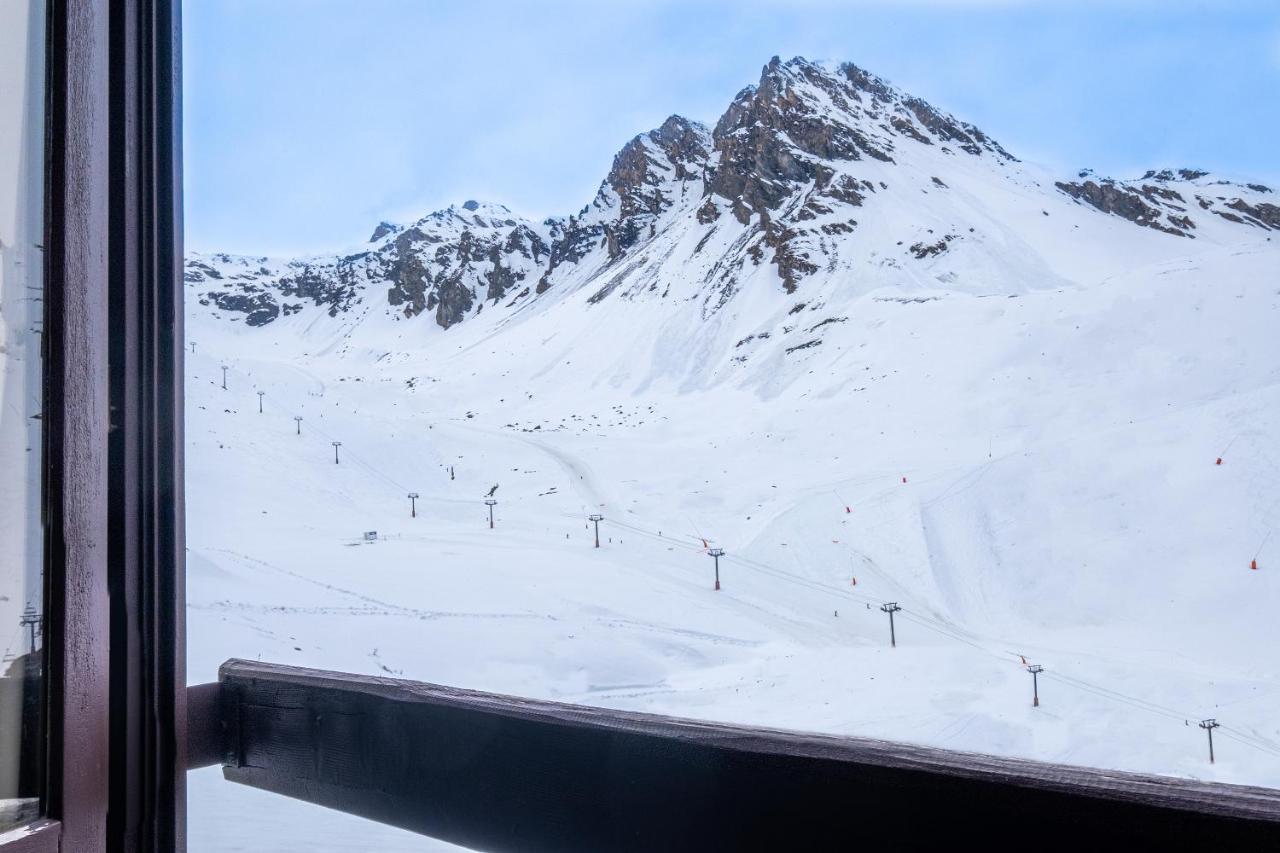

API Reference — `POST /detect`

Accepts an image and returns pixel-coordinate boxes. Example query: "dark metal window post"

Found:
[588,514,603,548]
[708,548,724,591]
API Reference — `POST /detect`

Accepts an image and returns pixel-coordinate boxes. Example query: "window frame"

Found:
[36,0,112,848]
[11,1,1280,850]
[1,1,184,851]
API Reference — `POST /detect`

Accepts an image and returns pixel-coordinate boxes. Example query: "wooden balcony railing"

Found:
[188,659,1280,851]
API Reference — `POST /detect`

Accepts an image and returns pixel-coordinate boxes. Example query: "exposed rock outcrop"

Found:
[187,58,1275,336]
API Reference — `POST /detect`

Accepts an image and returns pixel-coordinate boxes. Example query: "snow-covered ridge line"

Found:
[185,55,1276,341]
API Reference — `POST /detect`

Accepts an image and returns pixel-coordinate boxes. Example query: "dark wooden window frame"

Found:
[13,0,1280,850]
[2,1,183,851]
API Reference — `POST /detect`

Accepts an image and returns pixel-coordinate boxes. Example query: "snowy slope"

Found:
[186,56,1280,852]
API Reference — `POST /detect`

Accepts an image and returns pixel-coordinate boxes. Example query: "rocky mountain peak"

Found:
[368,221,401,242]
[706,56,1014,227]
[188,54,1275,339]
[605,115,710,221]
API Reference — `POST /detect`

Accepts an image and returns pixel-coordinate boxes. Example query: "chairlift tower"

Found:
[588,514,603,548]
[708,547,724,591]
[1027,664,1044,707]
[408,492,419,518]
[1200,719,1220,764]
[485,499,497,529]
[880,602,901,648]
[19,603,40,654]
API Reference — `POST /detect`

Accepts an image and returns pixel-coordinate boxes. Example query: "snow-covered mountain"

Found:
[186,56,1276,342]
[185,57,1280,853]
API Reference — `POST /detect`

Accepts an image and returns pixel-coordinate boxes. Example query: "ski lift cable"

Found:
[604,521,1280,759]
[1041,674,1190,726]
[1217,726,1280,758]
[603,512,1272,743]
[208,356,1280,761]
[1213,727,1280,758]
[0,624,22,661]
[1219,720,1280,752]
[227,366,512,507]
[1046,671,1196,722]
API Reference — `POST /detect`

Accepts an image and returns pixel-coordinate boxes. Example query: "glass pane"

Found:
[0,0,46,834]
[186,3,1280,849]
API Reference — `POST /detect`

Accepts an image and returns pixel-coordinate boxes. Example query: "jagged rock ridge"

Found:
[187,56,1274,331]
[1055,168,1277,238]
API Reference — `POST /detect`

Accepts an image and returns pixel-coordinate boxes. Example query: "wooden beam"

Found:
[0,821,60,853]
[184,683,224,771]
[216,659,1280,851]
[42,0,112,847]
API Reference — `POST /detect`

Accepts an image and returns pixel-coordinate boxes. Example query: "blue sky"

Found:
[183,0,1280,256]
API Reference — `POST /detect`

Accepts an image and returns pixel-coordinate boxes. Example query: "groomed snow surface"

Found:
[187,236,1280,850]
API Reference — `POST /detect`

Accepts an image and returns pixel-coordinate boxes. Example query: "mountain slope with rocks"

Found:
[186,55,1280,853]
[187,57,1275,349]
